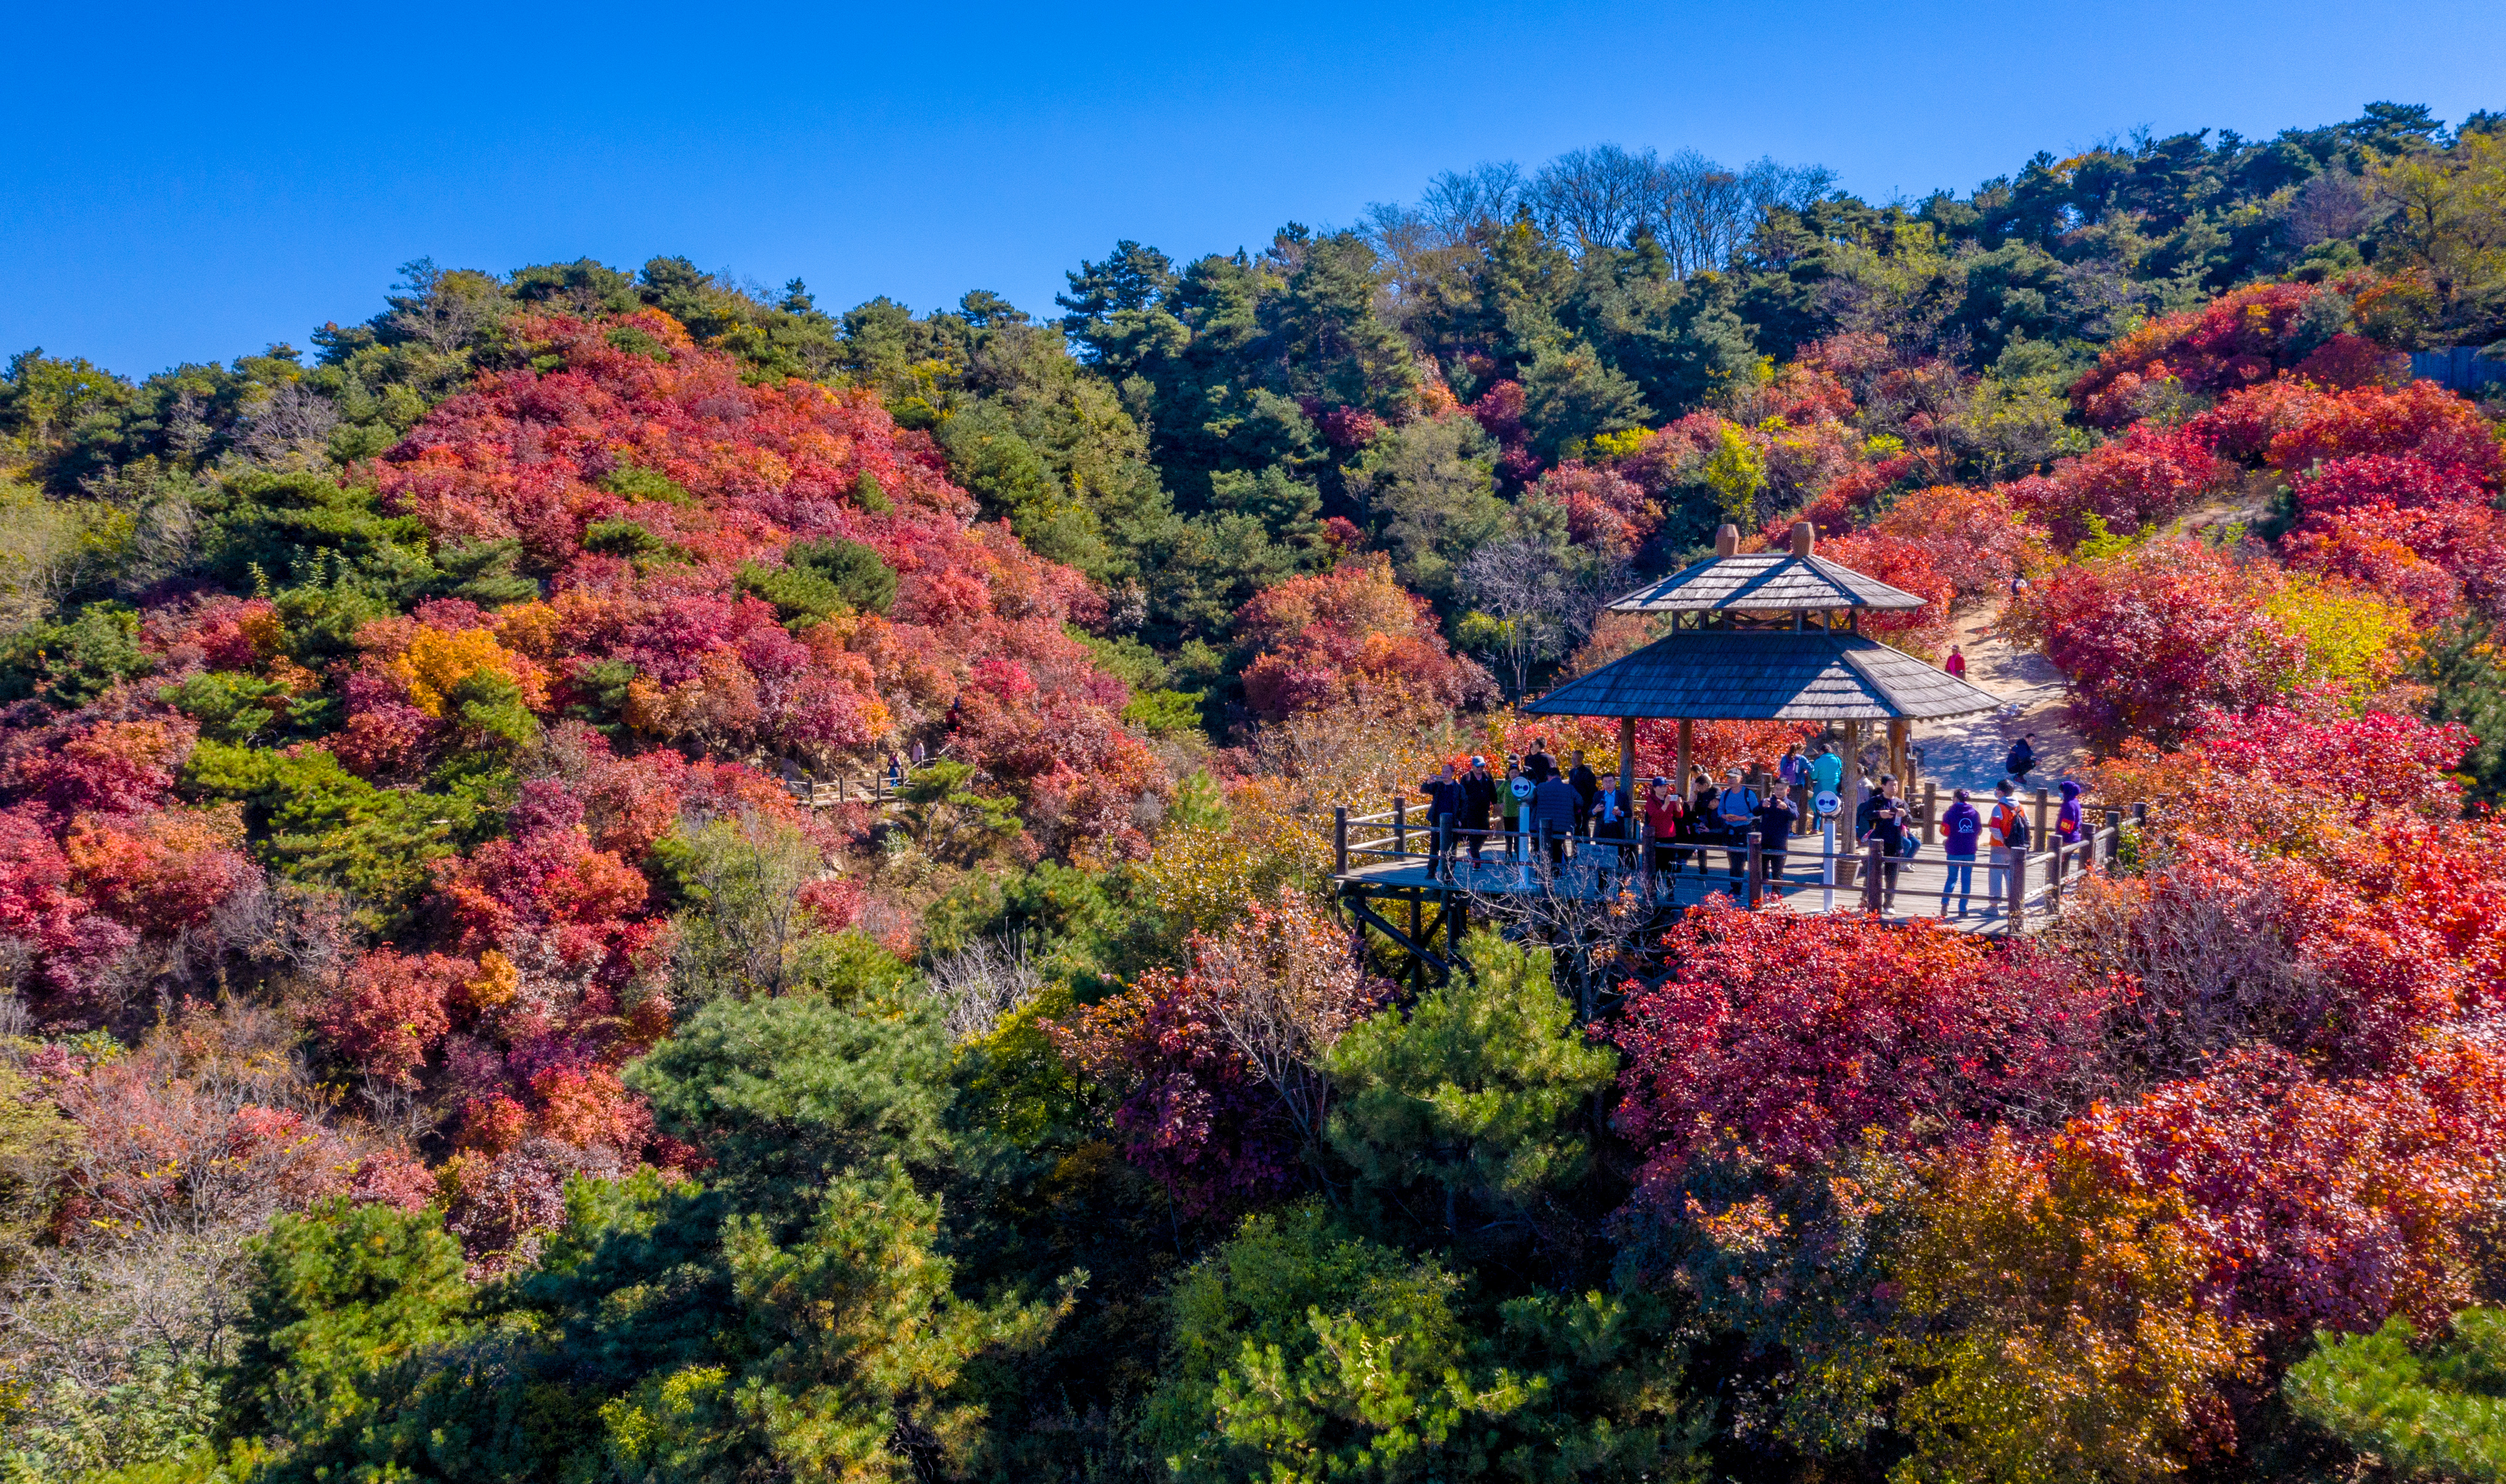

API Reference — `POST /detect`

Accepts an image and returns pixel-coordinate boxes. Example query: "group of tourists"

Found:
[1408,733,2092,916]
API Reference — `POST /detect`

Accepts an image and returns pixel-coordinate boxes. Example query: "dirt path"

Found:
[1909,605,2090,793]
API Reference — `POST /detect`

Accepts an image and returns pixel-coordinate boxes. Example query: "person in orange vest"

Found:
[1984,779,2031,914]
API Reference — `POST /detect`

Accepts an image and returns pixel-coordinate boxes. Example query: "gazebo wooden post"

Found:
[1841,718,1865,888]
[1617,715,1636,829]
[1674,720,1692,800]
[1886,718,1910,790]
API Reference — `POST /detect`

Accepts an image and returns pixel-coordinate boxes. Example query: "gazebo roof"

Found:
[1607,548,1927,613]
[1594,526,1924,609]
[1522,630,2002,721]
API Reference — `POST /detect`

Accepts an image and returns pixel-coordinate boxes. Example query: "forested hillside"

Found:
[0,102,2503,1484]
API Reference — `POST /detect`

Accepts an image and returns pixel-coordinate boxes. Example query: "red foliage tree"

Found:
[1525,461,1660,555]
[2075,280,2385,426]
[2001,423,2229,550]
[1237,557,1495,723]
[1612,902,2120,1191]
[2002,540,2308,747]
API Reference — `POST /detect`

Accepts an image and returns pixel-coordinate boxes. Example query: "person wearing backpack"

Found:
[1715,766,1761,881]
[1986,780,2030,914]
[1938,787,1983,916]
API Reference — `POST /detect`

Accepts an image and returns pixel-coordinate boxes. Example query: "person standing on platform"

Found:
[1459,755,1496,868]
[1567,750,1599,837]
[1754,787,1798,894]
[1810,742,1844,803]
[1859,775,1908,909]
[1688,769,1719,874]
[1938,787,1983,915]
[1986,780,2029,912]
[1529,770,1579,872]
[1779,746,1812,835]
[2056,779,2086,848]
[1645,776,1682,877]
[1944,644,1967,680]
[1500,759,1527,859]
[1417,763,1466,880]
[1715,767,1761,881]
[1524,739,1555,783]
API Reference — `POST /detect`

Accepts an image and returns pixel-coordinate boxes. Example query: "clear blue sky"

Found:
[9,0,2501,378]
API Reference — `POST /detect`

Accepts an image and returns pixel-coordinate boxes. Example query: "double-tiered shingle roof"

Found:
[1524,521,2003,721]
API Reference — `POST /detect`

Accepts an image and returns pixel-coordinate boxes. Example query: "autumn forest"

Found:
[2,101,2506,1484]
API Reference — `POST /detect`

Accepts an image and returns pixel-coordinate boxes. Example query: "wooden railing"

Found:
[1329,795,2145,931]
[783,772,909,809]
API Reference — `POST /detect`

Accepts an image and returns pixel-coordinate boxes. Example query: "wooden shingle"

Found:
[1607,552,1928,613]
[1522,631,2002,721]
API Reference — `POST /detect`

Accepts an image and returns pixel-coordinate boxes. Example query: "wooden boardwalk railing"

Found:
[1330,795,2140,933]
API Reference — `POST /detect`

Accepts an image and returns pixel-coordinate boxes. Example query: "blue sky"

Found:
[9,0,2502,377]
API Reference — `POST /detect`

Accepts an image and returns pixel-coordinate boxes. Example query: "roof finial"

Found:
[1791,521,1815,558]
[1715,523,1740,558]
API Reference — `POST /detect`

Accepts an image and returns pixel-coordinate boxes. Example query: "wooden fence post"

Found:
[2032,788,2050,850]
[1334,807,1349,876]
[2008,844,2029,928]
[1746,830,1763,909]
[2103,808,2122,871]
[1862,840,1885,912]
[1922,781,1938,844]
[1394,798,1407,857]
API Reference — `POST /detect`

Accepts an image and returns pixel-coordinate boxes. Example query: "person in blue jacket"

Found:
[1528,772,1581,872]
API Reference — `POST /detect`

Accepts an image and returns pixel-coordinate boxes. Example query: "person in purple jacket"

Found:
[2056,779,2087,848]
[1937,787,1984,916]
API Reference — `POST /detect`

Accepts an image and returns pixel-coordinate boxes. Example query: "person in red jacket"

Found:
[1644,775,1683,877]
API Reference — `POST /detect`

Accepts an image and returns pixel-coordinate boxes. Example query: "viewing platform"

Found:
[1326,520,2123,987]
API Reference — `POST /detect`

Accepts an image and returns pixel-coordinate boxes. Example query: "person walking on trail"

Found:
[1938,787,1983,916]
[1944,644,1967,680]
[1417,763,1466,879]
[1524,739,1555,784]
[1644,776,1683,877]
[1754,787,1798,895]
[2005,733,2038,785]
[1986,780,2030,913]
[1459,755,1496,868]
[1529,770,1580,871]
[1715,767,1761,881]
[1779,746,1812,836]
[1858,775,1909,908]
[1567,750,1600,837]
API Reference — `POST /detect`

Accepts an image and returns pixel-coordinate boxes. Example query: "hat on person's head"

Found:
[1469,755,1485,767]
[1652,775,1669,787]
[2060,779,2082,799]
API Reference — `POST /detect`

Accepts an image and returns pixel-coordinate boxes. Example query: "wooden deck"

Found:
[1328,801,2130,943]
[1336,846,2073,937]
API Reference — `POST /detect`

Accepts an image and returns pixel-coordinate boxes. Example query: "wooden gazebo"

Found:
[1525,520,2004,842]
[1320,521,2114,989]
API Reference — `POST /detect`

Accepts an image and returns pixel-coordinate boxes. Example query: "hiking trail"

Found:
[1909,603,2091,793]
